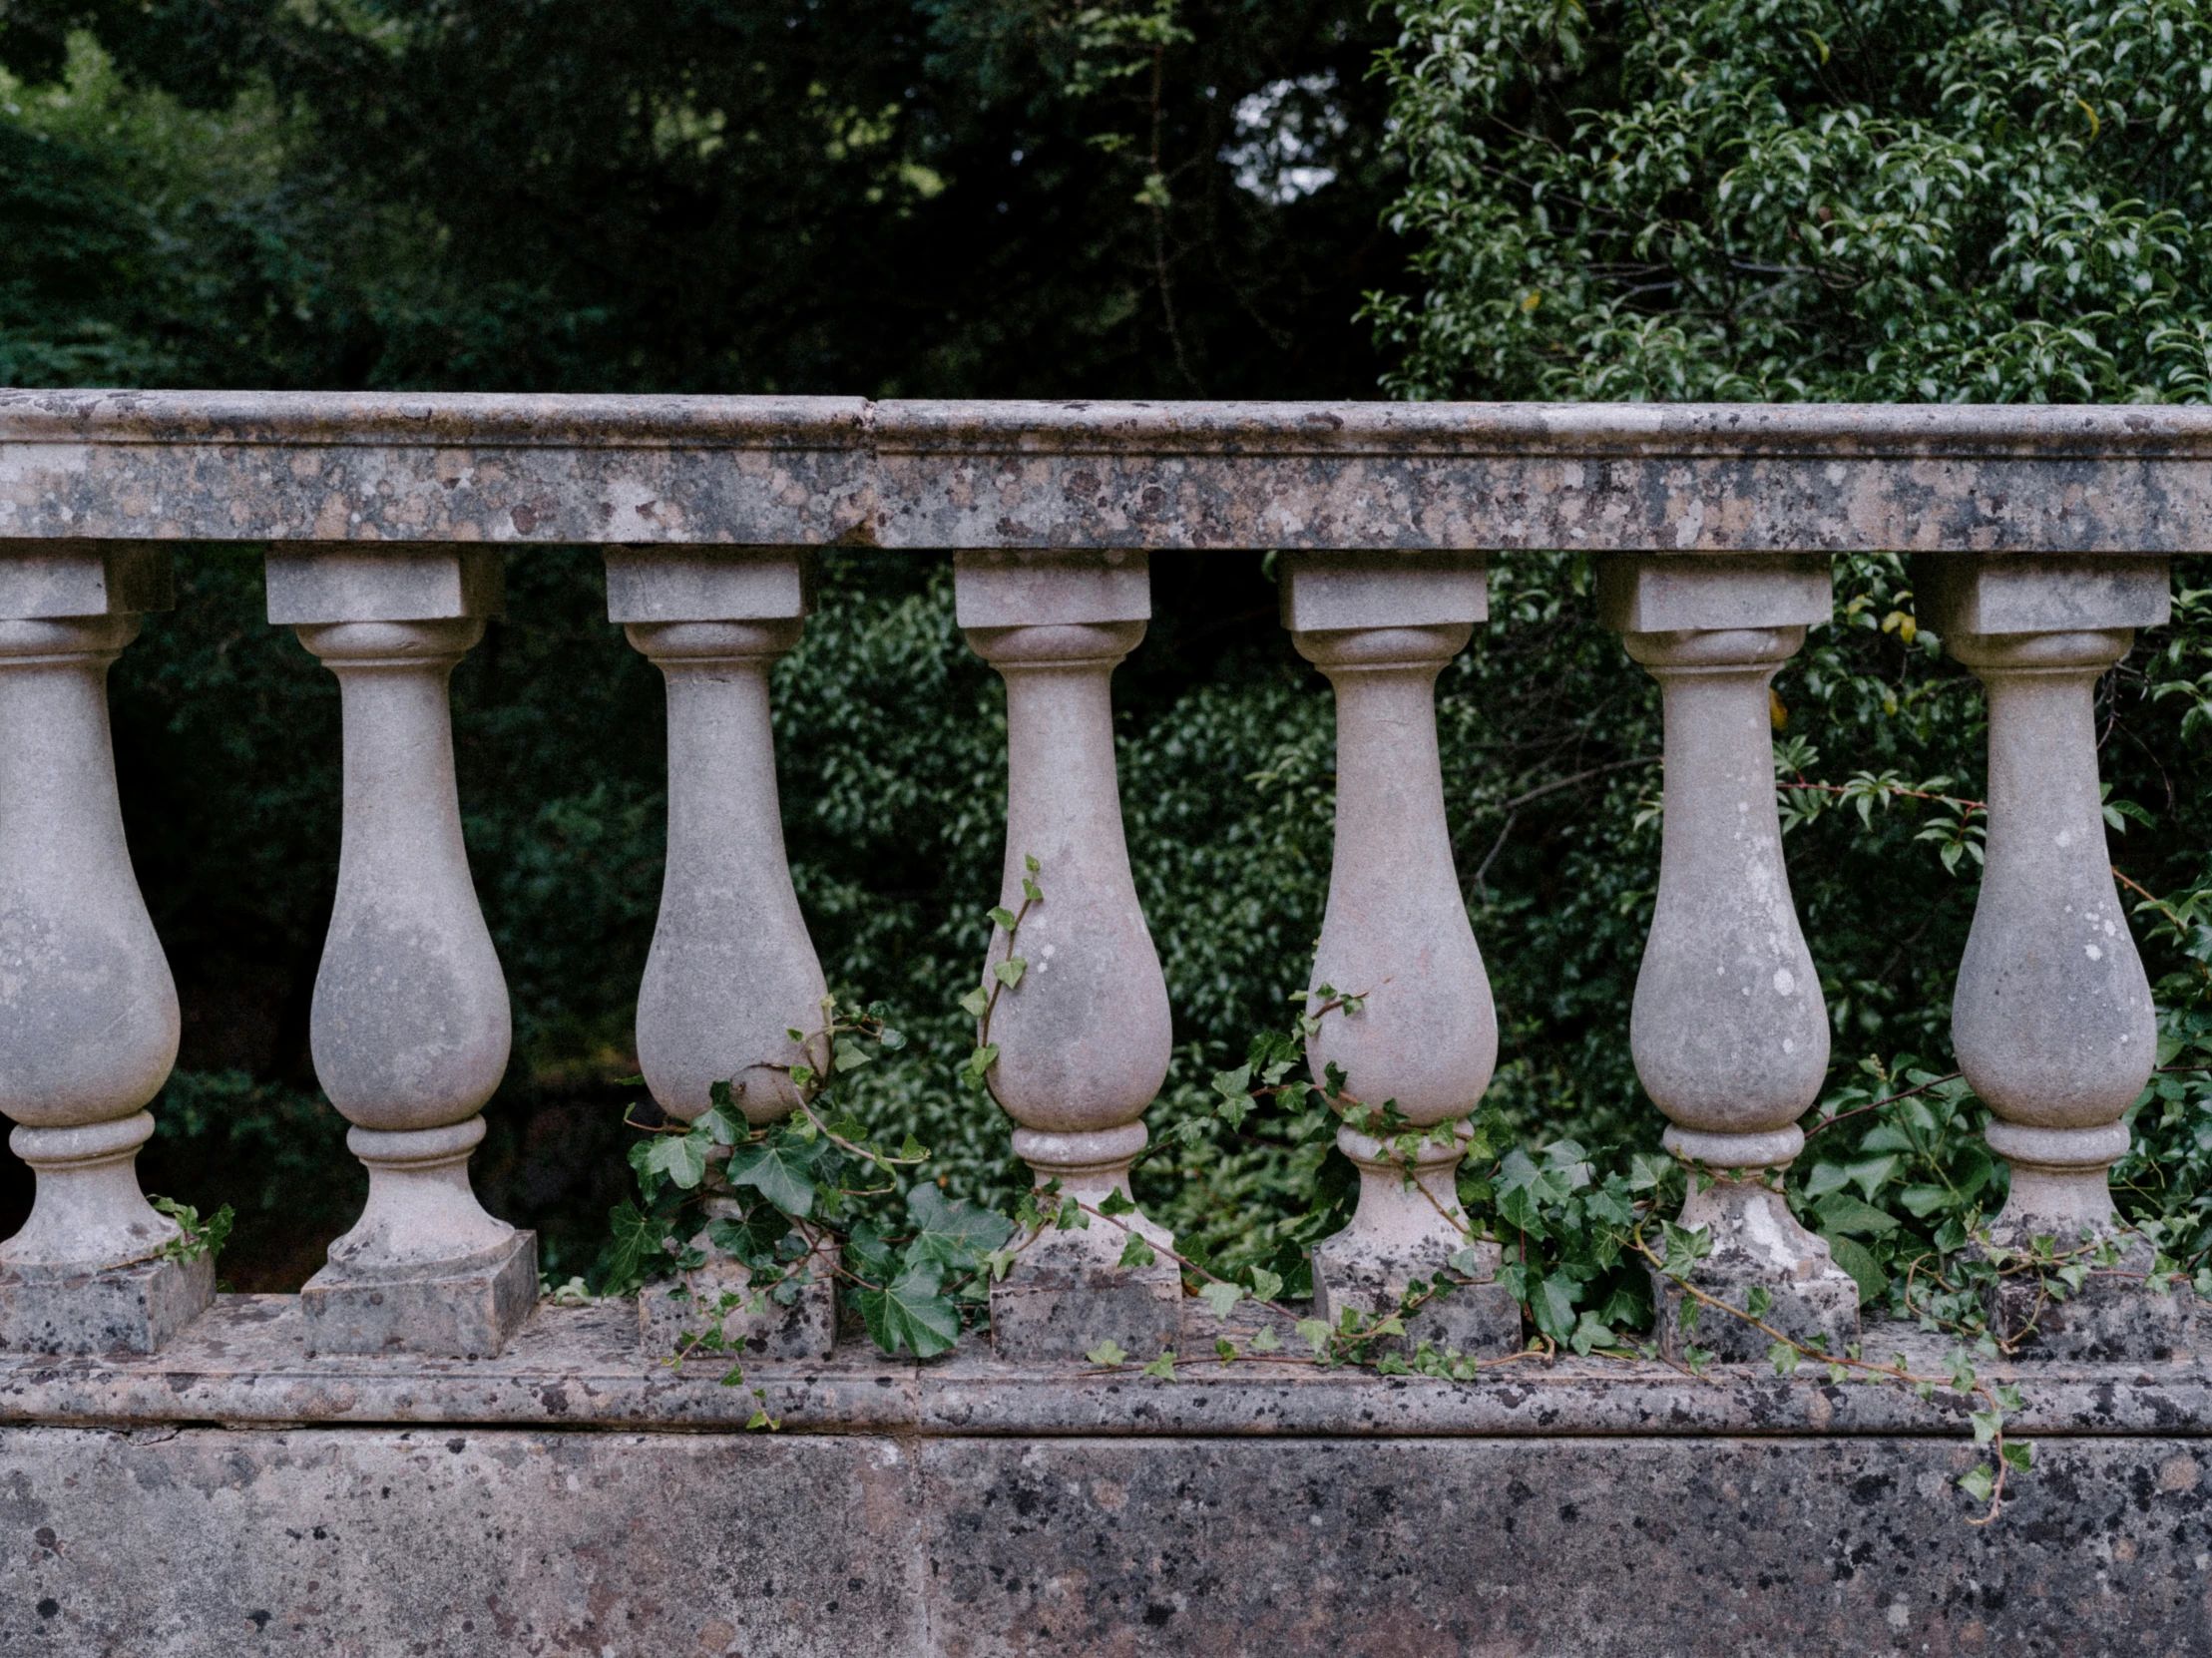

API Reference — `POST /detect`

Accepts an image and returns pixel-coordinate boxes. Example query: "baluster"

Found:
[1917,554,2186,1358]
[1281,551,1520,1355]
[957,550,1179,1362]
[268,547,535,1358]
[1600,555,1858,1361]
[0,543,209,1354]
[607,548,835,1360]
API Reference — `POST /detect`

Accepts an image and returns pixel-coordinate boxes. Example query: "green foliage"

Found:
[1373,0,2212,403]
[1,1,1399,397]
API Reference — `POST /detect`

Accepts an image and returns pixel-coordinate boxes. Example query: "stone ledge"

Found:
[0,1295,2206,1438]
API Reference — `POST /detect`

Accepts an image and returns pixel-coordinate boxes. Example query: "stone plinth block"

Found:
[1312,1233,1522,1358]
[1990,1236,2197,1363]
[1653,1178,1859,1364]
[639,1255,839,1364]
[0,1250,213,1356]
[300,1229,536,1358]
[990,1228,1181,1363]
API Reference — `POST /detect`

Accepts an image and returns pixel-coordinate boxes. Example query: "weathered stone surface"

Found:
[1990,1237,2199,1363]
[7,1296,2212,1438]
[1920,561,2165,1275]
[300,1230,535,1359]
[619,594,825,1128]
[0,1252,212,1357]
[10,392,2212,551]
[0,568,187,1303]
[640,1253,839,1364]
[986,1227,1183,1363]
[4,1424,2212,1654]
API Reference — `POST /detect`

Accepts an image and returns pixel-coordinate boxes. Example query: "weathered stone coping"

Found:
[0,1295,2204,1438]
[5,390,2212,552]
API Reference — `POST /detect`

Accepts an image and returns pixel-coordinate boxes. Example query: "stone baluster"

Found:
[956,549,1179,1361]
[607,548,836,1360]
[1281,552,1519,1355]
[1599,555,1858,1361]
[269,547,535,1358]
[1916,554,2184,1358]
[0,543,211,1355]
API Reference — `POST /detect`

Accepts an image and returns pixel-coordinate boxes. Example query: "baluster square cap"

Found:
[1912,554,2170,635]
[1598,554,1833,633]
[265,546,504,624]
[0,542,173,619]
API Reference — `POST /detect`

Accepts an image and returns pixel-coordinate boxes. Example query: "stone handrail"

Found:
[7,391,2212,550]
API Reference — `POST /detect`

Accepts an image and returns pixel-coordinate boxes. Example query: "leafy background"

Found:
[0,0,2207,1316]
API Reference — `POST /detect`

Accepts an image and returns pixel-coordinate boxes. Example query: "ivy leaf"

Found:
[989,905,1019,932]
[1249,1326,1282,1353]
[1822,1232,1890,1305]
[1528,1272,1580,1344]
[1958,1464,1996,1503]
[1098,1188,1137,1216]
[592,1198,666,1295]
[646,1130,711,1190]
[1249,1267,1283,1304]
[1086,1339,1128,1367]
[903,1182,1014,1273]
[726,1135,819,1217]
[958,986,991,1020]
[1116,1234,1155,1269]
[1197,1280,1244,1320]
[853,1261,962,1358]
[1140,1349,1177,1381]
[1295,1318,1332,1354]
[832,1036,875,1071]
[993,957,1028,990]
[1815,1192,1901,1236]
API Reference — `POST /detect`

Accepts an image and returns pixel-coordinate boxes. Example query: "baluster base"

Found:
[301,1119,537,1357]
[1985,1232,2195,1361]
[1310,1126,1521,1358]
[302,1231,537,1358]
[0,1250,214,1356]
[991,1126,1182,1363]
[1974,1122,2195,1360]
[640,1212,838,1363]
[1650,1173,1859,1364]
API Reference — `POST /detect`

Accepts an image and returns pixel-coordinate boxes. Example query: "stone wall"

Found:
[3,1300,2210,1656]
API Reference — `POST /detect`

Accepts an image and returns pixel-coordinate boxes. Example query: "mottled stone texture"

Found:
[957,552,1180,1363]
[4,1426,2212,1655]
[0,544,202,1353]
[10,392,2212,551]
[1602,558,1858,1362]
[1283,552,1514,1357]
[273,549,532,1358]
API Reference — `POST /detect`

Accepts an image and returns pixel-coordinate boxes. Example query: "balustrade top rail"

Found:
[4,391,2211,553]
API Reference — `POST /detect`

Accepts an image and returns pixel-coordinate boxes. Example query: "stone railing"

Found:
[0,391,2208,1655]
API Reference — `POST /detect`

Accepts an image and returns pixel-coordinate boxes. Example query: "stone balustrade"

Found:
[0,393,2208,1653]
